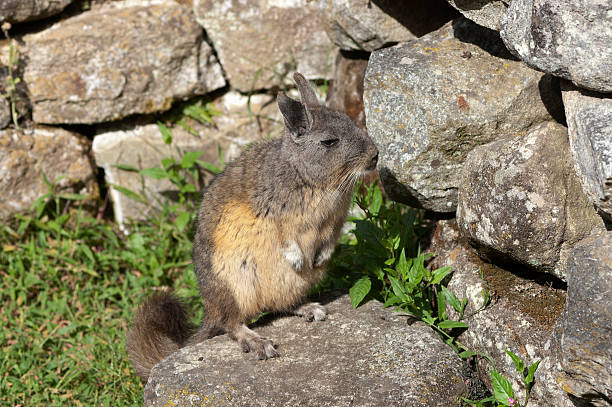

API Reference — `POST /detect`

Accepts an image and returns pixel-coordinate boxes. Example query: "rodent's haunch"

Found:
[126,72,379,381]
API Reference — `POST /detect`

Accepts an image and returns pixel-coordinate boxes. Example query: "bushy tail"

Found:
[126,290,195,381]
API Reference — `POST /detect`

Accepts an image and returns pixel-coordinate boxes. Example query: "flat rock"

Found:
[428,219,574,407]
[193,0,332,92]
[0,0,73,24]
[561,81,612,223]
[456,121,604,280]
[93,92,283,226]
[501,0,612,93]
[144,293,468,407]
[445,0,508,31]
[556,230,612,406]
[23,0,225,124]
[322,0,456,52]
[0,126,98,219]
[364,18,563,213]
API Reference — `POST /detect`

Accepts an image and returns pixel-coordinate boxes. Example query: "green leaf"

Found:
[349,276,371,308]
[180,183,197,194]
[505,350,525,376]
[109,184,146,204]
[370,186,382,216]
[396,249,409,278]
[181,151,203,169]
[490,369,515,406]
[459,350,477,359]
[525,360,540,386]
[388,275,407,302]
[437,320,468,330]
[197,159,222,175]
[112,163,139,172]
[161,157,176,169]
[437,292,447,321]
[441,286,462,313]
[139,167,167,179]
[430,266,452,285]
[157,121,173,144]
[58,193,87,201]
[175,212,191,231]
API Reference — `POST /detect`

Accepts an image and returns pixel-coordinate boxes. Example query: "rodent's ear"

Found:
[293,72,320,107]
[277,91,312,140]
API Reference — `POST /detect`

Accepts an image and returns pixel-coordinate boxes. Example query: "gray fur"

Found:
[126,72,378,380]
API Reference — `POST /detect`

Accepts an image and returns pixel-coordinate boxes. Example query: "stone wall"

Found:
[0,1,610,406]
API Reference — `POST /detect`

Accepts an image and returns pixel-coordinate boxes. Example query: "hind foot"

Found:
[230,324,279,360]
[293,302,327,322]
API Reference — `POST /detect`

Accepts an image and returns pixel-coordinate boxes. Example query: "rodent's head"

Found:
[277,72,378,189]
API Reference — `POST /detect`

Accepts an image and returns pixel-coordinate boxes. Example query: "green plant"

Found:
[463,351,540,407]
[324,182,469,344]
[1,22,21,129]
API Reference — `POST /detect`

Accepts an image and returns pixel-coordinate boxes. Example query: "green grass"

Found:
[0,201,200,406]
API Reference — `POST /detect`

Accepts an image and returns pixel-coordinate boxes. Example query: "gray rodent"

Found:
[126,72,379,381]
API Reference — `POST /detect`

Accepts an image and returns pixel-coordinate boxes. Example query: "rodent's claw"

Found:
[240,335,279,359]
[294,302,327,322]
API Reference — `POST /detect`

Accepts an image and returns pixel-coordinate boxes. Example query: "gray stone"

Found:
[144,293,468,407]
[501,0,612,93]
[326,51,368,129]
[456,121,604,280]
[561,81,612,222]
[445,0,508,31]
[193,0,333,92]
[364,18,563,213]
[0,96,10,129]
[0,0,73,24]
[428,219,573,407]
[322,0,457,52]
[0,126,98,219]
[92,92,283,226]
[23,0,225,124]
[556,230,612,406]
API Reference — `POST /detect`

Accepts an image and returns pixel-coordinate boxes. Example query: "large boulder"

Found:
[0,0,73,24]
[23,0,225,124]
[193,0,332,92]
[144,293,468,407]
[561,81,612,223]
[556,230,612,406]
[501,0,612,93]
[364,18,563,213]
[445,0,508,31]
[428,219,572,407]
[456,121,604,281]
[92,92,283,226]
[0,126,98,219]
[322,0,457,52]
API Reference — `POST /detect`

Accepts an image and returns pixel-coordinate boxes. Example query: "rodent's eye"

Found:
[320,138,339,147]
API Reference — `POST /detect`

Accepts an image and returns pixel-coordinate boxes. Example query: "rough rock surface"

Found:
[456,121,604,280]
[556,230,612,406]
[561,81,612,223]
[0,126,97,219]
[194,0,332,92]
[0,97,10,129]
[364,18,563,213]
[144,293,468,407]
[93,92,283,225]
[326,51,368,129]
[23,0,225,124]
[445,0,508,31]
[0,0,73,24]
[428,219,572,407]
[501,0,612,93]
[322,0,457,52]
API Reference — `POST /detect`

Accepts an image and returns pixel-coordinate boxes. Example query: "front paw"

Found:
[293,302,327,322]
[282,241,304,271]
[313,245,335,268]
[239,335,279,360]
